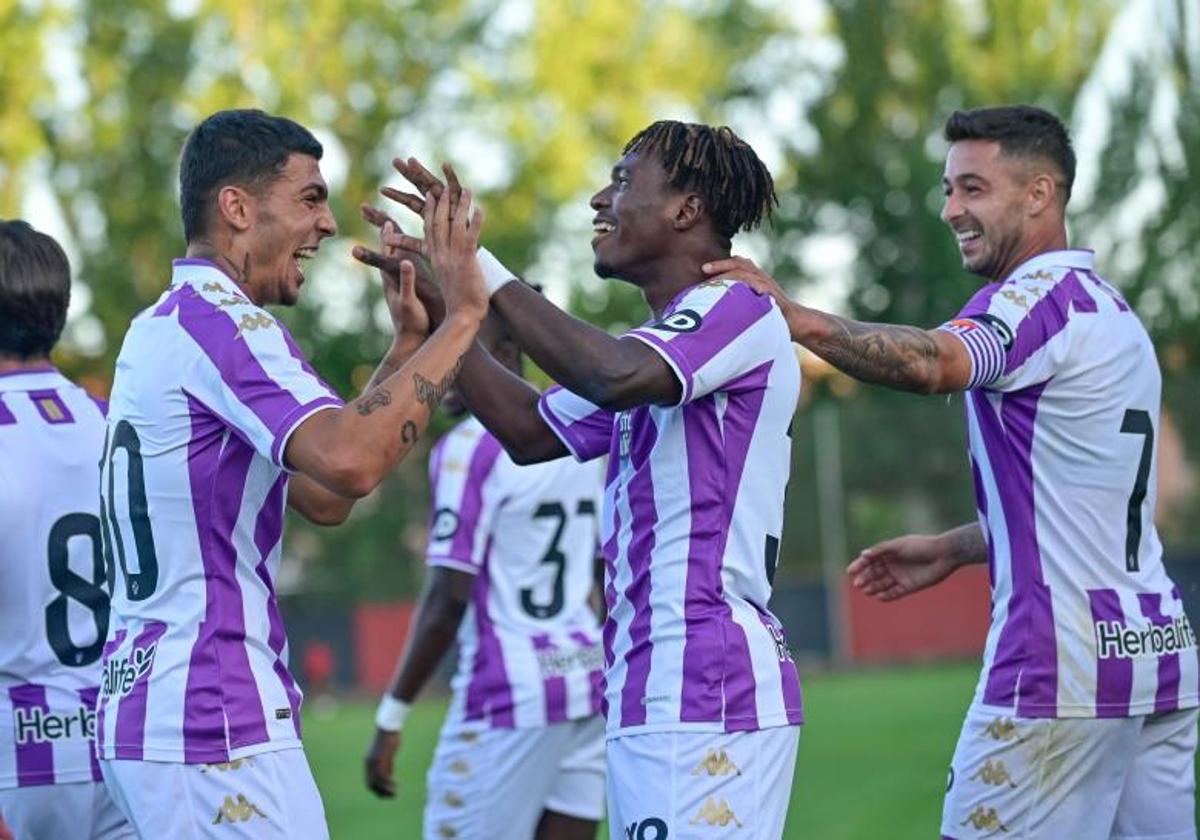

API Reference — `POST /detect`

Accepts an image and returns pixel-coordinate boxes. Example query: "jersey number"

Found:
[520,499,596,619]
[1119,408,1154,573]
[45,513,109,667]
[100,420,159,600]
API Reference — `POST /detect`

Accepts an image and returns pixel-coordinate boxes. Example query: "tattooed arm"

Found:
[702,256,972,394]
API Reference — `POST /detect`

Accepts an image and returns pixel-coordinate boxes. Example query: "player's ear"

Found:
[216,185,254,233]
[1027,172,1057,218]
[672,193,704,231]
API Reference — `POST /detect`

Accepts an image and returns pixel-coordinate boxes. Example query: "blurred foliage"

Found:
[2,0,1196,595]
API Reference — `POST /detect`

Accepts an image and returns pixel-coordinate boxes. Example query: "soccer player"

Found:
[94,109,488,839]
[0,220,132,838]
[703,105,1199,839]
[362,302,607,840]
[389,121,804,837]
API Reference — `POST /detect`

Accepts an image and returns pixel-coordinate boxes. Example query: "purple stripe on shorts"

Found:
[9,685,54,786]
[1137,592,1182,714]
[1089,589,1133,717]
[570,630,605,716]
[95,628,128,754]
[532,634,569,724]
[1004,271,1097,375]
[113,620,168,760]
[448,434,503,560]
[974,385,1059,715]
[464,536,515,727]
[28,388,74,424]
[254,472,304,738]
[185,402,269,756]
[78,687,102,781]
[618,407,659,728]
[0,395,15,425]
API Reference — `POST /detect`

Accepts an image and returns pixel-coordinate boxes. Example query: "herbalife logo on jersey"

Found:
[1094,614,1197,659]
[101,642,158,697]
[15,705,96,745]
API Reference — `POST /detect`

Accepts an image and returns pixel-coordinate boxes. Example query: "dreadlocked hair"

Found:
[623,120,777,239]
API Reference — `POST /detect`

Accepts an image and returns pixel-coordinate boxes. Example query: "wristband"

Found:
[374,696,411,732]
[476,247,517,297]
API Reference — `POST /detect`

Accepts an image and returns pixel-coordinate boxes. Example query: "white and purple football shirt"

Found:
[940,249,1199,718]
[538,279,803,738]
[95,259,343,763]
[0,367,108,788]
[427,417,605,729]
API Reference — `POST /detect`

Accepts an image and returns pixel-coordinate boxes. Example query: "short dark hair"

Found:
[179,109,323,242]
[943,105,1076,203]
[622,120,777,239]
[0,220,71,359]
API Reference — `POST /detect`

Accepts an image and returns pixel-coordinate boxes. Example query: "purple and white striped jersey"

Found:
[939,249,1199,718]
[0,367,108,788]
[95,259,343,763]
[427,417,605,729]
[537,280,803,738]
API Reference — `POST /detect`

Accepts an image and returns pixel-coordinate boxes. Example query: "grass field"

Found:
[304,661,981,839]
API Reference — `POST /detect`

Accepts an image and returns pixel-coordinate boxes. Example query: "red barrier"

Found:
[354,602,416,693]
[845,564,992,662]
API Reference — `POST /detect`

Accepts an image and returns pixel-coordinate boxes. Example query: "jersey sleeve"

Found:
[537,386,614,462]
[175,287,343,467]
[938,270,1089,393]
[424,427,506,573]
[624,280,783,404]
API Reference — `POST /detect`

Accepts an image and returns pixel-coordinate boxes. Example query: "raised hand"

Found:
[380,158,465,253]
[846,534,960,601]
[422,186,489,322]
[352,205,432,348]
[364,728,402,799]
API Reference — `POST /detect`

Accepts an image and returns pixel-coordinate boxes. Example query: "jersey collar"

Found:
[170,258,252,303]
[1002,249,1095,283]
[0,364,63,393]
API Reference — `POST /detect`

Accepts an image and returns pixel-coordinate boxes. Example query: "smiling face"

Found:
[242,153,337,306]
[588,150,679,284]
[940,140,1044,281]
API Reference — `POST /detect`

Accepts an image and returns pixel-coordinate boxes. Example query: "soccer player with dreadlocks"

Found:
[374,120,804,837]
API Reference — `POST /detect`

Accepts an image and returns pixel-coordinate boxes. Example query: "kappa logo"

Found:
[652,308,703,334]
[436,825,458,839]
[212,793,267,824]
[971,759,1018,789]
[961,805,1008,834]
[202,282,228,294]
[431,508,460,541]
[442,791,465,808]
[448,759,471,776]
[100,643,158,697]
[236,312,275,337]
[201,758,253,773]
[982,717,1023,743]
[692,748,741,777]
[690,796,743,828]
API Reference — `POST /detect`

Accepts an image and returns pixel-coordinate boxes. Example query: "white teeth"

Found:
[592,221,615,235]
[957,231,981,244]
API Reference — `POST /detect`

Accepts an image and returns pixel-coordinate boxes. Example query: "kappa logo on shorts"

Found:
[692,748,741,777]
[982,717,1023,743]
[201,758,253,773]
[449,759,471,776]
[436,824,459,839]
[431,508,460,541]
[442,791,465,808]
[961,805,1008,834]
[690,796,742,828]
[212,793,267,824]
[970,759,1017,789]
[652,309,703,334]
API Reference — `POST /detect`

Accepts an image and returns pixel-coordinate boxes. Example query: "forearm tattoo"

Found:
[413,357,464,408]
[946,523,988,566]
[356,388,392,416]
[401,420,418,444]
[811,314,940,392]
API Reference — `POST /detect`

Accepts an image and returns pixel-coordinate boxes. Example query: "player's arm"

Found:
[285,192,488,499]
[365,566,474,798]
[702,257,971,394]
[387,158,682,411]
[847,522,986,601]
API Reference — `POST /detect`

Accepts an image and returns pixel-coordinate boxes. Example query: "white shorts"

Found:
[606,726,801,840]
[0,780,134,840]
[942,704,1198,840]
[424,715,606,840]
[99,748,329,839]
